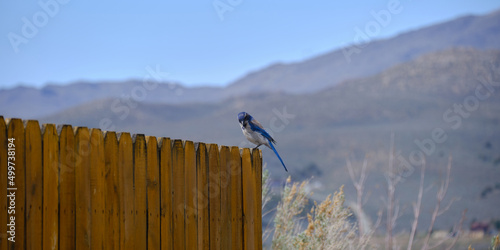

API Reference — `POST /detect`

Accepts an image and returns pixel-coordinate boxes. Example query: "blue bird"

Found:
[238,112,288,172]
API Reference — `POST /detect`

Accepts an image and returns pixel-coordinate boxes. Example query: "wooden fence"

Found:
[0,117,262,250]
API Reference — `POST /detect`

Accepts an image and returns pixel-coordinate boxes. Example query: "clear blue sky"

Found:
[1,0,499,89]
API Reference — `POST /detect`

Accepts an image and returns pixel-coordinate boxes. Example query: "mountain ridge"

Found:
[1,9,500,119]
[226,9,500,94]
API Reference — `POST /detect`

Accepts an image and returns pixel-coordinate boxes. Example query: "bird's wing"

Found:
[250,117,264,129]
[249,120,277,144]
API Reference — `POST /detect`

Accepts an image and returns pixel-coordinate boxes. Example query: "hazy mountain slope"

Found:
[2,10,500,120]
[40,48,500,230]
[0,81,223,119]
[226,9,500,94]
[40,48,500,161]
[333,47,500,96]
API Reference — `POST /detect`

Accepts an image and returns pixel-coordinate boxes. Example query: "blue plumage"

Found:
[238,112,288,172]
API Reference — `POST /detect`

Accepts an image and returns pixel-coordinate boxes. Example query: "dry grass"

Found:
[270,177,370,250]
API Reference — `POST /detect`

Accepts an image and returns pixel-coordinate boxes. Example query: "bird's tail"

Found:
[267,139,288,172]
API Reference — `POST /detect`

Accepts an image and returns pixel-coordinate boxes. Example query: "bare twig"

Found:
[391,200,400,231]
[422,156,455,250]
[407,158,426,250]
[444,209,467,250]
[346,156,369,235]
[385,133,400,250]
[374,208,384,231]
[437,196,460,217]
[427,209,466,250]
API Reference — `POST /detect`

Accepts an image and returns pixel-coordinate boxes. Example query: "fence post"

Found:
[146,136,160,250]
[75,127,91,250]
[172,140,186,250]
[184,141,197,250]
[219,146,231,250]
[134,134,147,249]
[25,120,42,249]
[208,144,221,250]
[159,137,173,250]
[196,143,209,250]
[230,146,243,250]
[60,125,76,249]
[42,124,59,249]
[242,148,256,250]
[118,132,134,248]
[7,118,25,250]
[252,148,263,249]
[90,129,105,249]
[0,117,7,250]
[103,131,119,249]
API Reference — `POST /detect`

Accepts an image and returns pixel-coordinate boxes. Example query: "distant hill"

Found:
[40,48,500,230]
[41,48,500,139]
[0,81,224,119]
[1,10,500,119]
[334,47,500,96]
[226,9,500,94]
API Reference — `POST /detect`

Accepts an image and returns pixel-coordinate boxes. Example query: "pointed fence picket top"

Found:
[0,117,262,250]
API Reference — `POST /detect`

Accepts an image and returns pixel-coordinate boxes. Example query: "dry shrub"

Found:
[271,177,370,250]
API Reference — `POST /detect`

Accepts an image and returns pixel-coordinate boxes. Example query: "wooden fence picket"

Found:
[134,134,148,250]
[60,124,76,250]
[146,136,160,250]
[208,144,221,250]
[75,127,91,250]
[0,118,6,250]
[230,146,243,250]
[42,124,59,249]
[118,132,134,249]
[159,137,173,250]
[7,118,25,250]
[196,143,209,250]
[242,148,255,250]
[184,141,197,250]
[220,145,231,250]
[172,140,185,250]
[25,120,42,250]
[90,129,105,249]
